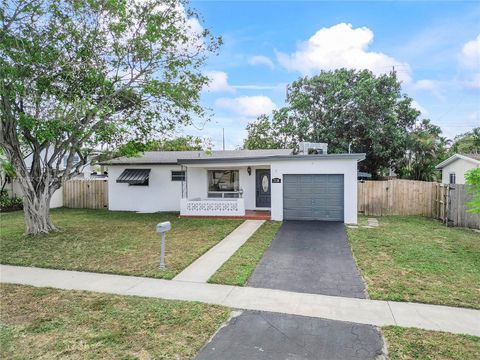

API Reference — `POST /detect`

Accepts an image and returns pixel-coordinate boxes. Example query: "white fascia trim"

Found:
[435,154,480,169]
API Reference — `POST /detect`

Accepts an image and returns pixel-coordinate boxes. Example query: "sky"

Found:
[178,0,480,150]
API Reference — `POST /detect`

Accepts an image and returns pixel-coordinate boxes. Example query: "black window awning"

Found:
[116,169,151,184]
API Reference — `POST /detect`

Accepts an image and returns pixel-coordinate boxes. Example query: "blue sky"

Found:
[180,1,480,149]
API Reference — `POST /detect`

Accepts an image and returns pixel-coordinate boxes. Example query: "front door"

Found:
[256,169,271,208]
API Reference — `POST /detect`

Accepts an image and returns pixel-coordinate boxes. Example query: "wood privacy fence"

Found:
[448,184,480,229]
[358,179,479,229]
[63,179,108,209]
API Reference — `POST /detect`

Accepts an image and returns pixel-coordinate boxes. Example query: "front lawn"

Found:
[0,209,242,279]
[208,221,281,286]
[382,326,480,360]
[348,216,480,308]
[0,284,229,359]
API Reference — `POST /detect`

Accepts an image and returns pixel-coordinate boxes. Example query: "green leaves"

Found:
[465,168,480,213]
[244,69,421,178]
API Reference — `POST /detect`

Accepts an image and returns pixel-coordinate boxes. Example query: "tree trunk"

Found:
[22,187,56,235]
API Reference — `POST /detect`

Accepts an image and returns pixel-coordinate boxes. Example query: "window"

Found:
[208,170,239,193]
[449,173,456,185]
[171,171,186,181]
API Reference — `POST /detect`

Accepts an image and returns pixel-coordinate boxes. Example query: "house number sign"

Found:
[272,177,281,183]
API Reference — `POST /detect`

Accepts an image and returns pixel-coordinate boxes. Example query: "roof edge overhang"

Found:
[435,154,480,169]
[99,161,179,166]
[178,153,366,165]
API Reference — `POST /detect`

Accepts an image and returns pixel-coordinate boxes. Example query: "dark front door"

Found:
[256,169,271,208]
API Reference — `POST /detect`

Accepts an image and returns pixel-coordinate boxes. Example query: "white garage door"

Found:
[283,174,344,221]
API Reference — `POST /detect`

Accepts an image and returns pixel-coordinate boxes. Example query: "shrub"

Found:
[0,190,23,212]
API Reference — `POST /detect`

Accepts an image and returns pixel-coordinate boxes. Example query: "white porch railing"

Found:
[180,198,245,217]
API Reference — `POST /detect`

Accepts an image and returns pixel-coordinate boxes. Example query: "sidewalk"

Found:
[1,264,479,336]
[174,220,265,282]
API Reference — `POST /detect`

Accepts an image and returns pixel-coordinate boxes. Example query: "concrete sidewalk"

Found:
[1,265,479,336]
[174,220,264,283]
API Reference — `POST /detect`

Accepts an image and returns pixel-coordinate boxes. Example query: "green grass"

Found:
[0,284,229,359]
[382,326,480,360]
[208,221,281,286]
[347,216,480,308]
[0,208,242,279]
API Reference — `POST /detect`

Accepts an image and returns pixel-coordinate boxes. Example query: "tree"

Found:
[243,69,420,178]
[395,119,449,181]
[449,127,480,155]
[465,168,480,213]
[0,147,16,193]
[1,0,220,234]
[111,135,211,157]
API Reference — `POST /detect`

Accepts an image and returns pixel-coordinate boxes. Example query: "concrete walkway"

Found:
[1,265,479,337]
[174,220,265,282]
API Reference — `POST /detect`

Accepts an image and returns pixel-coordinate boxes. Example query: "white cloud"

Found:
[409,79,446,100]
[204,71,235,93]
[463,73,480,88]
[411,100,428,115]
[413,79,437,91]
[459,34,480,69]
[215,96,277,117]
[249,55,275,69]
[458,34,480,89]
[276,23,411,83]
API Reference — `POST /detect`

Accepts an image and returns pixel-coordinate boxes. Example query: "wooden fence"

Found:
[358,179,443,217]
[358,179,479,230]
[63,179,108,209]
[448,184,480,229]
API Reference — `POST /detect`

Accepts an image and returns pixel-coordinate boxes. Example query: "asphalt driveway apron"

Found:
[247,220,367,298]
[195,221,385,360]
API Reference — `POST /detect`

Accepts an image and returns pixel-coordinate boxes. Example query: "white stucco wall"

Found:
[441,159,479,184]
[270,159,359,224]
[50,188,63,208]
[5,179,63,208]
[108,165,184,212]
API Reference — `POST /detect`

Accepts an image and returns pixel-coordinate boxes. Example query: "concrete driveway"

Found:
[247,221,367,298]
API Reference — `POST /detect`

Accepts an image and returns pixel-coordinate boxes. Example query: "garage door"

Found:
[283,174,344,221]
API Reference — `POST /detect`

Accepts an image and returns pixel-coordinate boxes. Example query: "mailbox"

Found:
[156,221,171,269]
[156,221,171,233]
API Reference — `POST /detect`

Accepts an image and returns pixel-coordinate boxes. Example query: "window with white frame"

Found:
[171,170,185,181]
[449,173,456,184]
[207,170,239,195]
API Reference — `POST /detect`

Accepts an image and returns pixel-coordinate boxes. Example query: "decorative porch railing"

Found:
[180,198,245,217]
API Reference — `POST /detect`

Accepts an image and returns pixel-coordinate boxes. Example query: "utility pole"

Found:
[222,128,225,151]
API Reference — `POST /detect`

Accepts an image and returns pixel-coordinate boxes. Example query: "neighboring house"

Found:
[435,153,480,185]
[4,151,104,208]
[100,143,365,224]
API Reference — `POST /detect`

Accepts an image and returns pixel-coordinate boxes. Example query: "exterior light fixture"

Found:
[247,166,252,176]
[156,221,171,269]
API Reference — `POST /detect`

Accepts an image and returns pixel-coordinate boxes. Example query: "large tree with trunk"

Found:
[243,69,421,178]
[0,0,220,234]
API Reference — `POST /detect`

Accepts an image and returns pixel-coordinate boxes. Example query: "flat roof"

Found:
[100,149,293,165]
[178,153,366,164]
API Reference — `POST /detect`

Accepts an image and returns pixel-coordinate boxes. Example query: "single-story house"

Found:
[435,153,480,185]
[101,143,365,224]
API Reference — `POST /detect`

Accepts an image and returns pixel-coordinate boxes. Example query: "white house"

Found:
[102,143,365,224]
[435,153,480,185]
